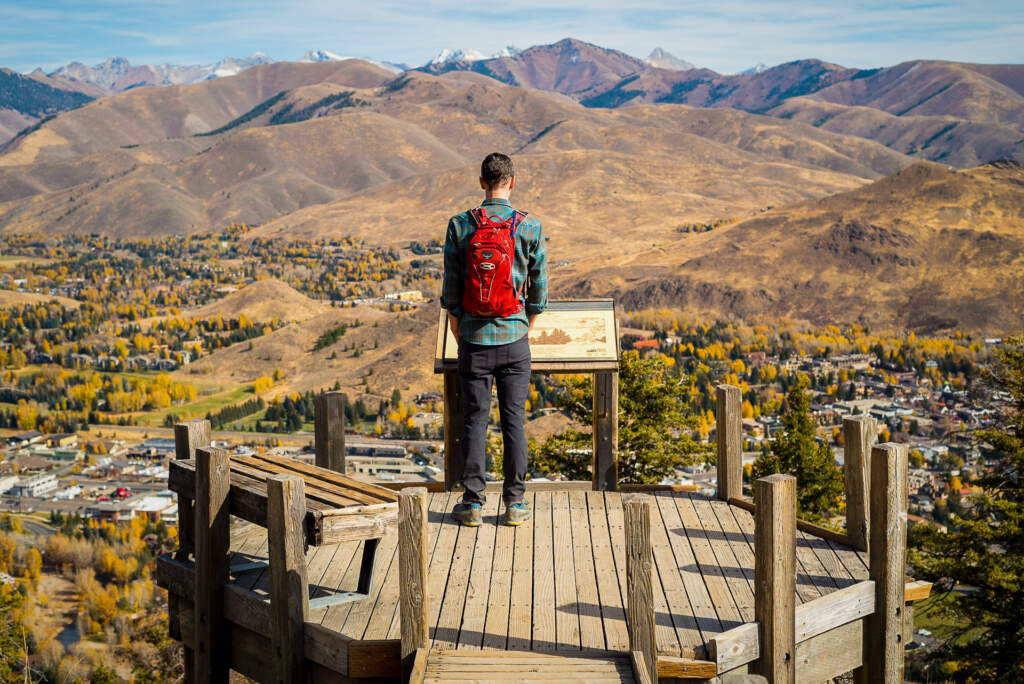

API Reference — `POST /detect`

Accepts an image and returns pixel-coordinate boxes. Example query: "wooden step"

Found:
[415,649,638,683]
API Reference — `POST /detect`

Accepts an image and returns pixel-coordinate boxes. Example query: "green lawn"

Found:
[0,255,54,267]
[127,383,256,426]
[914,589,983,645]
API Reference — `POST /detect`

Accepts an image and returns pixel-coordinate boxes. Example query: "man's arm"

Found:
[525,220,548,327]
[440,218,463,339]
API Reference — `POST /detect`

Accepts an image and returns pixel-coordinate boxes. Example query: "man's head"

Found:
[480,152,515,194]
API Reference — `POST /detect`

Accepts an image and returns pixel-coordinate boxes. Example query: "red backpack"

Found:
[462,207,527,317]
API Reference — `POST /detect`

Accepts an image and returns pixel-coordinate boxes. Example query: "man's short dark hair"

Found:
[481,152,514,189]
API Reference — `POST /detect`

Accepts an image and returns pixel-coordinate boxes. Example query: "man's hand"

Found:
[447,312,460,342]
[528,313,539,332]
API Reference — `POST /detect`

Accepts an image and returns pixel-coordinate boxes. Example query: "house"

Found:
[46,433,79,448]
[85,502,136,523]
[0,475,19,495]
[10,472,58,497]
[7,431,43,448]
[11,454,54,474]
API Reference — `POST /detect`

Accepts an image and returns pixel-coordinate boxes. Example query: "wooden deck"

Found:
[224,489,870,661]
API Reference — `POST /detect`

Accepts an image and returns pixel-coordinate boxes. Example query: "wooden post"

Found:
[716,384,743,501]
[173,419,209,684]
[174,419,211,560]
[193,446,230,684]
[399,487,429,681]
[753,474,796,683]
[314,391,346,473]
[592,370,619,491]
[267,474,309,684]
[443,370,464,490]
[624,495,657,684]
[843,416,876,552]
[865,443,908,684]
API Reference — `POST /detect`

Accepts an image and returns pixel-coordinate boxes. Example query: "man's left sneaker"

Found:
[504,501,531,526]
[452,502,482,527]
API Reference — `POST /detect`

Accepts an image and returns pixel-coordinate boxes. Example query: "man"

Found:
[441,152,547,526]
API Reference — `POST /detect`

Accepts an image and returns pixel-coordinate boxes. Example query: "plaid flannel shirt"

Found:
[441,198,548,346]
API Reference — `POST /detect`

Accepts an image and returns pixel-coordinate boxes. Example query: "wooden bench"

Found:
[169,450,399,608]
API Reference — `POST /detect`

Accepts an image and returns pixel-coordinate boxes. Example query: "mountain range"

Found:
[0,38,1022,333]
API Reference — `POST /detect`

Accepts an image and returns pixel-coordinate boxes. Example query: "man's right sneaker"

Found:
[504,501,531,526]
[452,502,482,527]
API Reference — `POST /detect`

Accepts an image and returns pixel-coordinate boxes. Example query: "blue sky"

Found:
[3,0,1022,74]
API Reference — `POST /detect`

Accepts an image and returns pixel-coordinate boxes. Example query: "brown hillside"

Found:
[0,60,396,164]
[0,69,916,240]
[0,289,80,309]
[189,279,325,323]
[770,97,1024,167]
[568,161,1024,334]
[810,61,1024,126]
[177,303,440,401]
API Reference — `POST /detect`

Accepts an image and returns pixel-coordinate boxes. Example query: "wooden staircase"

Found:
[410,649,653,684]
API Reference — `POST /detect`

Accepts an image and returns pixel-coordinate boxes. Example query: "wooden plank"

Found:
[592,370,619,491]
[409,647,429,684]
[681,493,747,630]
[658,492,721,654]
[243,450,397,502]
[337,520,400,640]
[431,494,481,650]
[644,493,690,655]
[796,618,864,684]
[624,495,657,684]
[715,385,743,501]
[569,490,605,652]
[552,490,581,649]
[796,580,874,643]
[232,453,393,506]
[315,391,347,473]
[482,493,517,650]
[193,446,230,684]
[267,474,310,684]
[752,474,796,684]
[904,580,932,602]
[457,493,500,649]
[532,491,557,651]
[443,370,464,490]
[348,639,401,679]
[792,530,831,602]
[399,487,429,678]
[842,416,875,552]
[656,655,717,679]
[507,491,535,651]
[866,443,908,684]
[422,492,463,646]
[586,492,629,652]
[227,456,362,508]
[799,528,857,590]
[710,499,757,622]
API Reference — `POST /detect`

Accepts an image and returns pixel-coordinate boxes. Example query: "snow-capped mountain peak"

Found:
[299,49,352,63]
[428,45,520,66]
[644,48,696,71]
[740,62,768,75]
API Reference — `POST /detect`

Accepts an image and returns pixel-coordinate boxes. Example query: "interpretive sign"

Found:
[434,299,619,372]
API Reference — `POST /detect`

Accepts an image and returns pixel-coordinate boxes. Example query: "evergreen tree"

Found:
[909,336,1024,680]
[751,374,843,521]
[535,351,708,483]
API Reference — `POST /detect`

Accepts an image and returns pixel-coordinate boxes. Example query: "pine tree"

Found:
[752,374,843,521]
[535,351,708,483]
[909,335,1024,680]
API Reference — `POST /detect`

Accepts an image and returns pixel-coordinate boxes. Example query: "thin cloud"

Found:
[1,0,1021,73]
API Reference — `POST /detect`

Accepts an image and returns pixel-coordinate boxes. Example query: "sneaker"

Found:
[452,502,482,527]
[504,501,531,526]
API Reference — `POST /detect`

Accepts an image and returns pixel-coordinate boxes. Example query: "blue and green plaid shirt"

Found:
[441,197,548,345]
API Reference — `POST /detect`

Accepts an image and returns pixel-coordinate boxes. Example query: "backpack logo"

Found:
[462,207,528,318]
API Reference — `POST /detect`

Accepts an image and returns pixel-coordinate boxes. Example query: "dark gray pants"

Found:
[458,335,531,505]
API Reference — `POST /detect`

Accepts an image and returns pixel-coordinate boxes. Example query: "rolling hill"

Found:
[189,279,326,323]
[0,64,915,242]
[565,160,1024,333]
